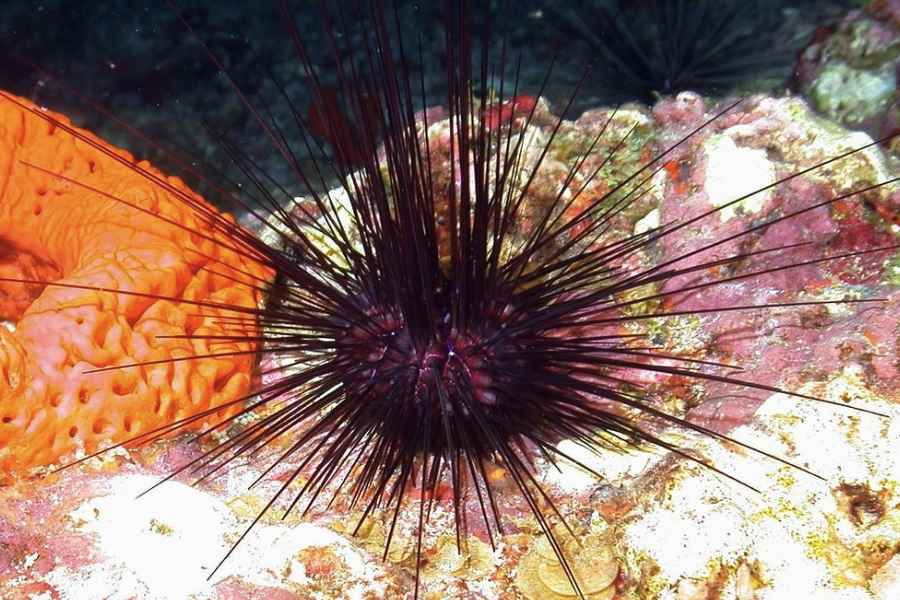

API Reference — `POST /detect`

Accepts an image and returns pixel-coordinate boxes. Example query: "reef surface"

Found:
[0,90,898,600]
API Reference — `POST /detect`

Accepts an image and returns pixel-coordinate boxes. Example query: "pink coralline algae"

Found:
[641,93,900,430]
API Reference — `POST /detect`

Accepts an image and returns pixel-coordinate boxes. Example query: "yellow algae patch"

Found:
[515,534,618,600]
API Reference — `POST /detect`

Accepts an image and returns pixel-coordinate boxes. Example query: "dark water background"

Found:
[0,0,861,208]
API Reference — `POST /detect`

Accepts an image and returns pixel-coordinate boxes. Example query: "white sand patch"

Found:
[55,473,385,600]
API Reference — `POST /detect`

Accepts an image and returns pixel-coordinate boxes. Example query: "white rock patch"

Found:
[704,135,775,222]
[57,474,385,600]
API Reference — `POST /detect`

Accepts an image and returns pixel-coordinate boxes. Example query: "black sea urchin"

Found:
[535,0,814,105]
[2,0,899,598]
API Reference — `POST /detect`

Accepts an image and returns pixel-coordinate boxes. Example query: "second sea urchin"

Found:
[537,0,813,105]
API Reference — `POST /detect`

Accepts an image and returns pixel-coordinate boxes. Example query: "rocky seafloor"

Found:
[0,88,899,599]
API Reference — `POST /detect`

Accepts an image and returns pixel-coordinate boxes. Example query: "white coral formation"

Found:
[620,364,900,600]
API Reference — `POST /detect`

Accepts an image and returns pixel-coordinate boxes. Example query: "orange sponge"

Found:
[0,91,271,472]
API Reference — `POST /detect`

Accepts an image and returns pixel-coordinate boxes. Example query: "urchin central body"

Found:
[346,294,508,422]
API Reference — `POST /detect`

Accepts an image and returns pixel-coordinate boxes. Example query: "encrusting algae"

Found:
[0,92,271,472]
